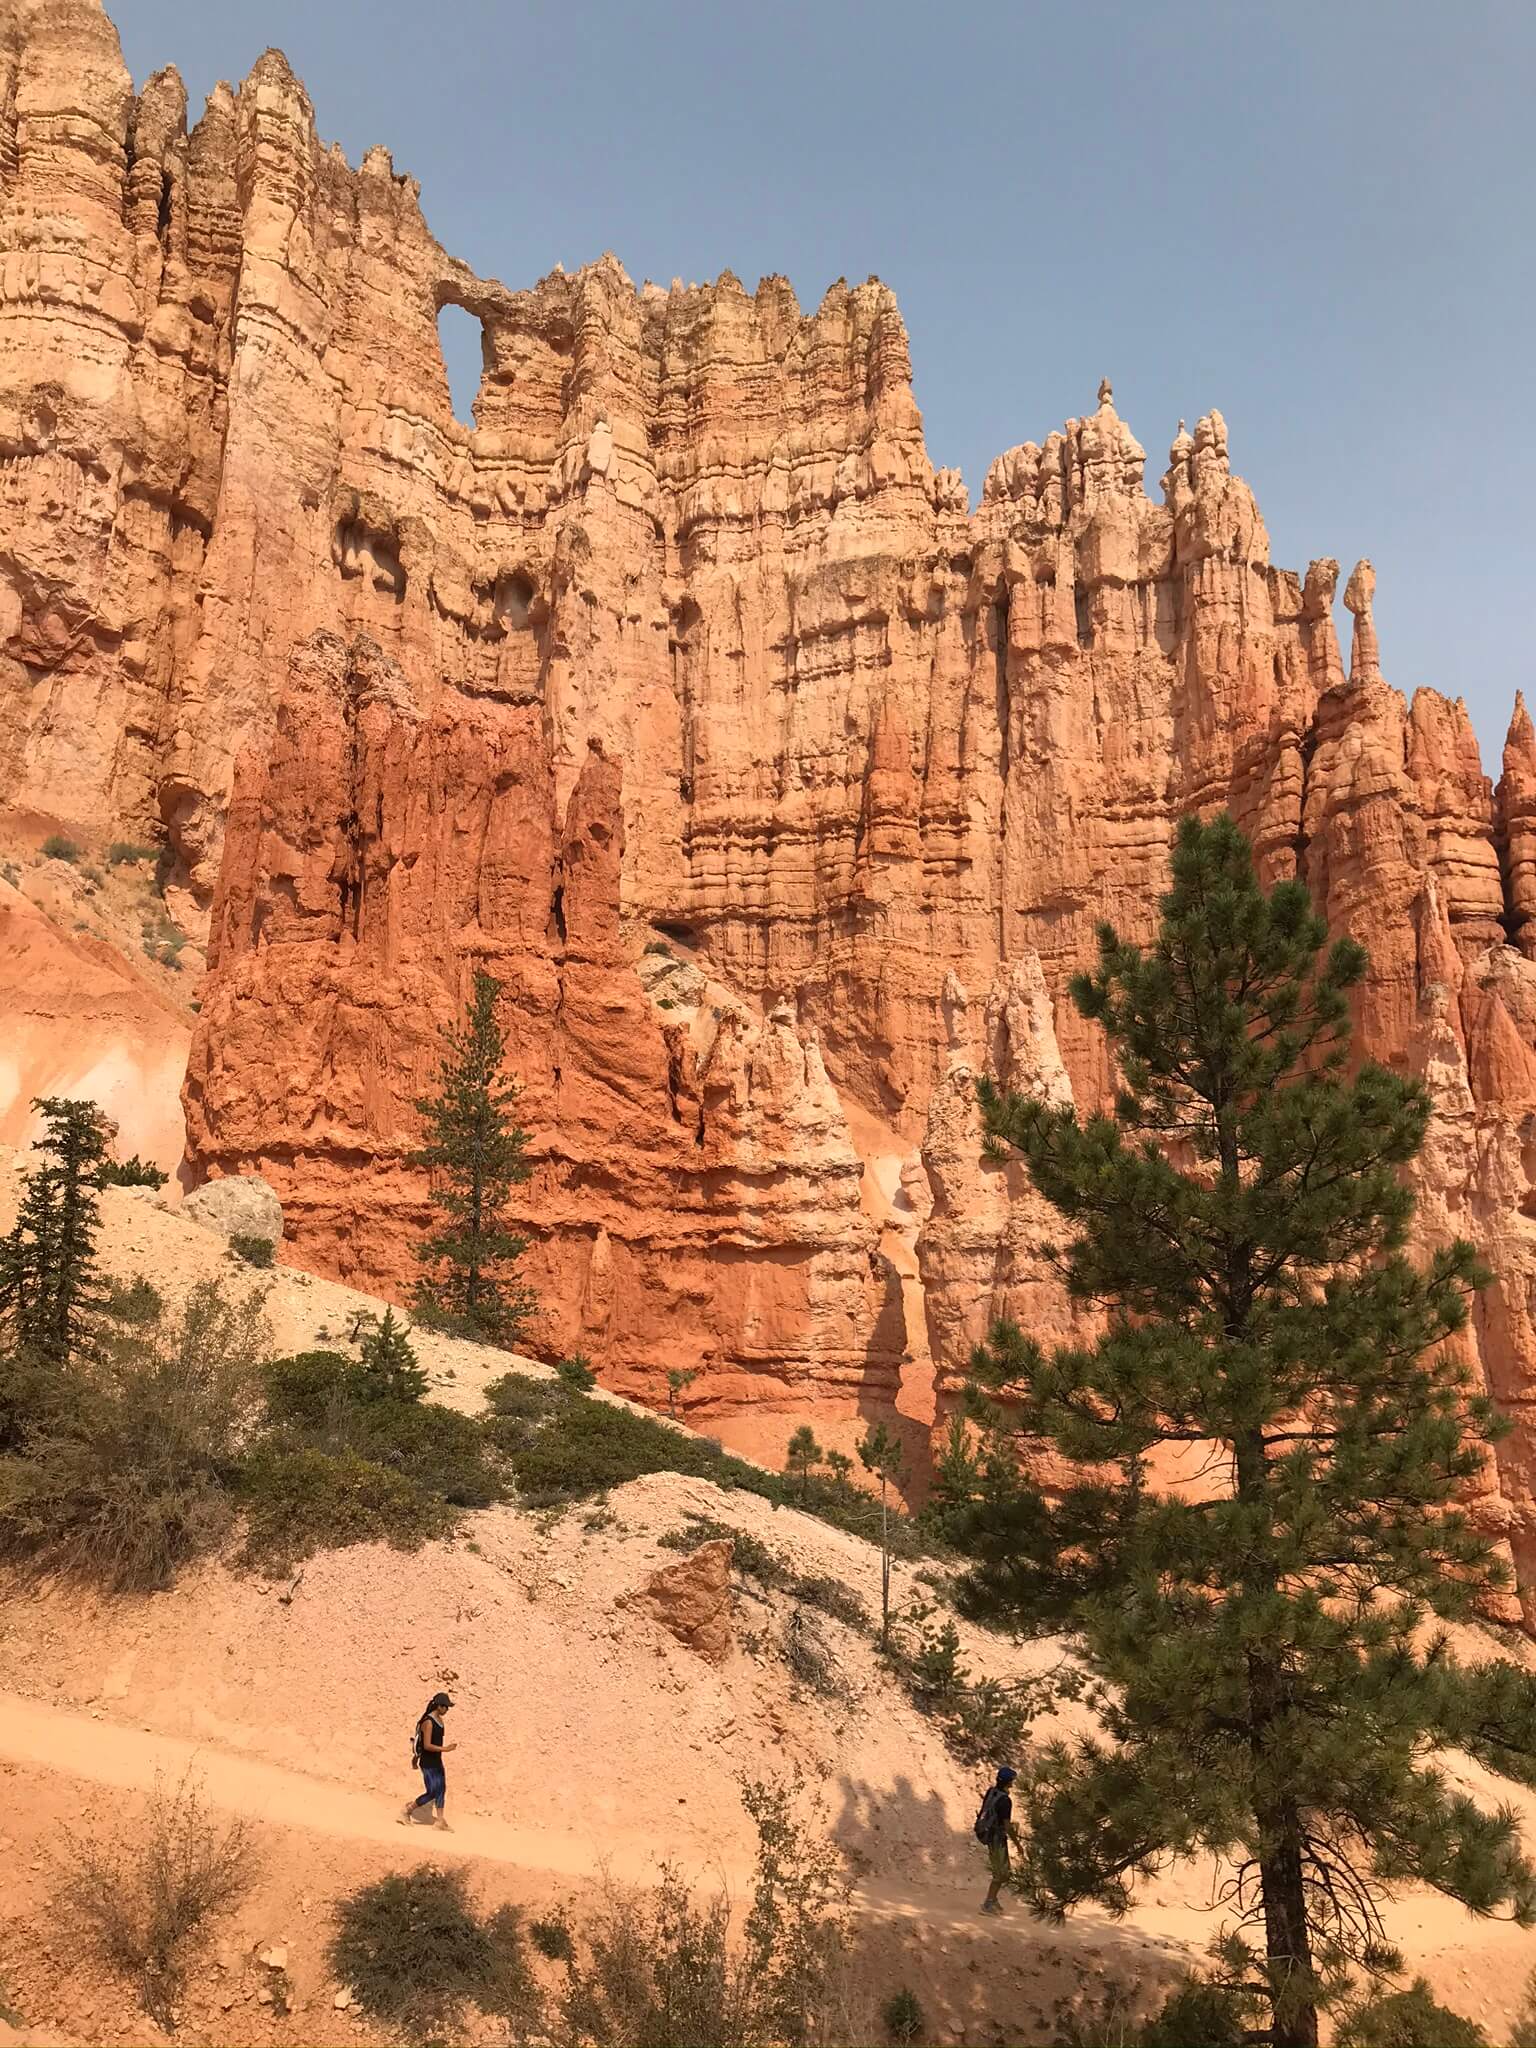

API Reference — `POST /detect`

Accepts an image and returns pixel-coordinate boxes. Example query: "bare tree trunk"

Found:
[1257,1791,1318,2048]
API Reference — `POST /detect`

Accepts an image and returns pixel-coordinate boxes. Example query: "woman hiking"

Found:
[401,1692,455,1830]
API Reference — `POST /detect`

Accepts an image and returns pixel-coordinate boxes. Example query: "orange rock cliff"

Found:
[7,0,1536,1602]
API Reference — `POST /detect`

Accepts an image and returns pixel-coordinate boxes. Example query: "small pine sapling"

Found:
[857,1421,905,1650]
[784,1424,823,1502]
[356,1309,428,1403]
[665,1366,699,1419]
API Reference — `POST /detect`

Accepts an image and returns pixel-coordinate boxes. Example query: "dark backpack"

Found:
[973,1786,1002,1842]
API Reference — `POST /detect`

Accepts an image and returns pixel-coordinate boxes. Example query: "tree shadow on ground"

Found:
[833,1771,1197,2046]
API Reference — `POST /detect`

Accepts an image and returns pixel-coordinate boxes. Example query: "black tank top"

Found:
[420,1713,444,1764]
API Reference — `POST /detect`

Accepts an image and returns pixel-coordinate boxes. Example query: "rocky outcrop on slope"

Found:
[625,1537,735,1664]
[12,3,1536,1605]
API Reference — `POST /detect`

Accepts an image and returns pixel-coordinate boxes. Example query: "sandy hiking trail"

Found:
[0,1689,1185,1956]
[3,1689,1529,2041]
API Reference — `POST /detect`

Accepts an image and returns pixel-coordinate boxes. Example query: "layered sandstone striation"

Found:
[11,2,1536,1598]
[184,629,902,1428]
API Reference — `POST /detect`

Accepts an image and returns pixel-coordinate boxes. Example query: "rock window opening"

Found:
[494,569,535,631]
[436,301,487,429]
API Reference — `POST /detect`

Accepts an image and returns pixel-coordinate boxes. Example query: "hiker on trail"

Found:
[976,1764,1016,1914]
[401,1692,455,1831]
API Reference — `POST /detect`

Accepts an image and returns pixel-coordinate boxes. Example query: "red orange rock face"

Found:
[8,2,1536,1614]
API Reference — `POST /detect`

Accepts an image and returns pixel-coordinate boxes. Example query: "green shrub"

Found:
[238,1443,453,1569]
[104,1276,164,1326]
[54,1771,254,2029]
[98,1155,169,1190]
[0,1281,268,1590]
[107,841,157,867]
[882,1985,926,2044]
[483,1369,564,1426]
[927,1675,1036,1768]
[1335,1980,1489,2048]
[555,1352,597,1391]
[353,1399,505,1508]
[228,1231,274,1268]
[659,1515,782,1588]
[492,1381,932,1567]
[41,834,81,863]
[1051,1974,1251,2048]
[549,1780,856,2048]
[328,1865,538,2035]
[263,1350,369,1430]
[500,1387,747,1505]
[253,1346,503,1558]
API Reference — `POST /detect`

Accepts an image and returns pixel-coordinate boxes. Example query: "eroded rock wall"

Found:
[12,2,1536,1595]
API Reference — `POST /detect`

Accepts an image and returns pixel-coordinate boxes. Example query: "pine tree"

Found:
[785,1423,823,1501]
[665,1366,699,1419]
[824,1448,854,1488]
[0,1097,111,1359]
[953,815,1536,2048]
[857,1421,905,1650]
[925,1413,984,1541]
[356,1308,428,1403]
[408,969,536,1346]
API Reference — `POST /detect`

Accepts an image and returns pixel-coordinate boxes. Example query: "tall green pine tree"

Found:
[954,815,1536,2048]
[0,1096,111,1360]
[408,968,536,1347]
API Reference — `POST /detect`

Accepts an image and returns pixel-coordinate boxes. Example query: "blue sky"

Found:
[115,0,1533,772]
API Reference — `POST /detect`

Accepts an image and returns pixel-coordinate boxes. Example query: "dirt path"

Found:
[0,1690,670,1887]
[0,1691,1174,1954]
[8,1689,1528,2044]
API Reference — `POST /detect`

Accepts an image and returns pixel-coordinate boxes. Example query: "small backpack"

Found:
[973,1786,1001,1842]
[410,1719,423,1768]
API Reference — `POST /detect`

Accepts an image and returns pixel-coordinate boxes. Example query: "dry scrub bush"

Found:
[548,1776,867,2048]
[880,1986,927,2044]
[53,1771,255,2029]
[0,1279,268,1589]
[328,1864,537,2036]
[329,1777,863,2047]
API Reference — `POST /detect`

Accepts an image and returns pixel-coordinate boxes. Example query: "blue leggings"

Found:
[412,1758,446,1812]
